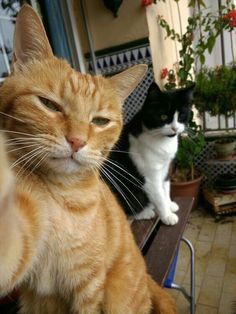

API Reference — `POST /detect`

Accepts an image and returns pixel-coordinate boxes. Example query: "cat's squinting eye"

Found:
[39,97,61,112]
[161,114,168,121]
[92,117,110,126]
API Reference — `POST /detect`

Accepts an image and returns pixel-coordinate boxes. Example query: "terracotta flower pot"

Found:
[171,175,202,210]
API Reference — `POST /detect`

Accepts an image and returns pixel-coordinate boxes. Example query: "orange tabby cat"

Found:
[0,5,177,314]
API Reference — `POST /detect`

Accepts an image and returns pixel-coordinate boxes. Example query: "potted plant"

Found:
[213,137,235,159]
[194,64,236,158]
[154,0,236,207]
[171,120,205,209]
[194,64,236,116]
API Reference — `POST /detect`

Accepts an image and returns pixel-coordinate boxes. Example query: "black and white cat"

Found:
[106,82,194,225]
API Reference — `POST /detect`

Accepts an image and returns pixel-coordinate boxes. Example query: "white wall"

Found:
[72,0,149,53]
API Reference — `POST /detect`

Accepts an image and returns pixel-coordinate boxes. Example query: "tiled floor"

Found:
[166,206,236,314]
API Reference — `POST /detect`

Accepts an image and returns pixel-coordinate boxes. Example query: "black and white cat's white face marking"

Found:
[160,111,185,137]
[141,82,194,137]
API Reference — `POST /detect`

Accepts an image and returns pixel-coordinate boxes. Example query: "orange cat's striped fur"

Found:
[0,5,177,314]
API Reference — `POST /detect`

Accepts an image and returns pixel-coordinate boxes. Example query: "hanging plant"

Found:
[103,0,123,18]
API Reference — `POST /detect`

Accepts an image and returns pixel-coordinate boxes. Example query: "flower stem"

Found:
[230,30,235,63]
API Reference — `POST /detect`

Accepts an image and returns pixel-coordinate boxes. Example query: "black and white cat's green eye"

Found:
[161,114,168,121]
[39,97,61,112]
[92,117,110,126]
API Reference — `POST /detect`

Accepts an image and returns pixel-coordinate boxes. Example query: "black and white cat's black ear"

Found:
[147,82,163,97]
[13,4,53,71]
[110,64,148,102]
[185,83,196,101]
[148,82,162,93]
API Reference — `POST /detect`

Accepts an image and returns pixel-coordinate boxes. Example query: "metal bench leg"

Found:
[181,237,196,314]
[169,237,196,314]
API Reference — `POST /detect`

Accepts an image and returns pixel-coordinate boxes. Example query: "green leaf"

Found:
[188,0,206,8]
[199,54,205,64]
[207,36,216,54]
[178,68,188,81]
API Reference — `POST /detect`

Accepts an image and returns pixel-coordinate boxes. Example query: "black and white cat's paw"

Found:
[133,204,156,220]
[161,213,179,226]
[170,201,179,213]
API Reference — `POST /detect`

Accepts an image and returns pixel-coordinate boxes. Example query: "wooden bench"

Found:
[131,196,195,313]
[131,196,194,285]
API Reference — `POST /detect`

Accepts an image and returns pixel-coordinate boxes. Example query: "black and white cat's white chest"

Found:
[128,128,178,181]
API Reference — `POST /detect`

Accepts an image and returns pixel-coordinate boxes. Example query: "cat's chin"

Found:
[46,155,100,175]
[47,157,86,174]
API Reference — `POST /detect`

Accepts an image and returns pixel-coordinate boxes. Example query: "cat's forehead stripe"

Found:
[66,71,98,97]
[69,73,77,95]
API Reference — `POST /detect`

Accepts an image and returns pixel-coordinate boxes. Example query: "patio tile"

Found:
[197,275,224,307]
[218,291,236,314]
[196,304,218,314]
[198,222,217,242]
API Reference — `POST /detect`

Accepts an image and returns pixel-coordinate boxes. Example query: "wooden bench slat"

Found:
[131,217,160,251]
[131,197,194,286]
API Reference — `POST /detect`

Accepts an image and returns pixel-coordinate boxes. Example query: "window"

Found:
[0,0,20,82]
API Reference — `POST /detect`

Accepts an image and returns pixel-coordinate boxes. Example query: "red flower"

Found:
[160,68,168,79]
[141,0,153,7]
[224,9,236,28]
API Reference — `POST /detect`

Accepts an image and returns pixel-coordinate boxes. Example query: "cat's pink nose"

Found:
[67,136,86,152]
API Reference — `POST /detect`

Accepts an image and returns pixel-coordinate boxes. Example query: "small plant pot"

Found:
[214,139,235,159]
[171,175,202,210]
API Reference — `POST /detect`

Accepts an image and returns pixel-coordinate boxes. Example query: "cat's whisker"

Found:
[90,153,143,187]
[10,146,43,170]
[91,166,118,215]
[103,148,140,155]
[146,129,162,136]
[97,172,109,204]
[7,143,42,153]
[26,151,50,177]
[106,169,143,208]
[15,148,48,179]
[10,146,46,170]
[8,137,60,150]
[6,140,41,146]
[0,111,25,123]
[15,151,48,179]
[6,137,42,144]
[0,129,39,138]
[104,162,144,190]
[101,167,138,217]
[185,127,195,136]
[104,166,144,211]
[105,158,143,186]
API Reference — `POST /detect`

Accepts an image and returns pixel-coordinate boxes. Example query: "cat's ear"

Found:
[110,64,148,102]
[13,4,53,70]
[148,82,162,94]
[184,83,196,102]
